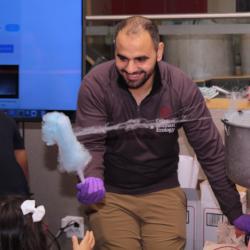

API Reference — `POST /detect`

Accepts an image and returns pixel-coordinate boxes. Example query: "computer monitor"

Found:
[0,0,84,121]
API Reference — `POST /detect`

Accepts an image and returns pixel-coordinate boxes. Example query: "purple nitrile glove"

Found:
[232,214,250,234]
[76,177,106,205]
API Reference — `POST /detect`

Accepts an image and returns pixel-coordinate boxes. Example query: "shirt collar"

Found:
[117,62,163,95]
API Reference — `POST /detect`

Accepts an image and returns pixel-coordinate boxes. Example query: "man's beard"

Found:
[121,62,157,89]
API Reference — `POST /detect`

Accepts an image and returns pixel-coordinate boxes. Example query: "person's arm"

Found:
[14,149,29,184]
[76,77,108,180]
[75,75,109,204]
[11,117,30,185]
[178,75,242,223]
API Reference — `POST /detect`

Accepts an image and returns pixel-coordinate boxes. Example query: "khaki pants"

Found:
[84,187,187,250]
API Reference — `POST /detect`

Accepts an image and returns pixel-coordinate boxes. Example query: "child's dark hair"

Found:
[0,195,47,250]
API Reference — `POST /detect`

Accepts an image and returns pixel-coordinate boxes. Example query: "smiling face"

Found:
[115,30,163,90]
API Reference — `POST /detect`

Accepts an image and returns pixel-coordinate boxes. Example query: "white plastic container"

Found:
[178,155,194,188]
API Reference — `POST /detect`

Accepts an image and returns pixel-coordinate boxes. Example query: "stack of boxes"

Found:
[182,181,247,250]
[183,188,200,250]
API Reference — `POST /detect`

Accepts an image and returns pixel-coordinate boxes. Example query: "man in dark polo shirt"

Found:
[75,16,249,250]
[0,110,29,197]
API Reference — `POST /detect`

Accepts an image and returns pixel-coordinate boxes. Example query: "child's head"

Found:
[0,195,47,250]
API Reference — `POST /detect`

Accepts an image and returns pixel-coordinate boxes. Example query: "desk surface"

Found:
[206,98,250,109]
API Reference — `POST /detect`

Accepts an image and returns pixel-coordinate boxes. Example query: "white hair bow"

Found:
[21,200,45,222]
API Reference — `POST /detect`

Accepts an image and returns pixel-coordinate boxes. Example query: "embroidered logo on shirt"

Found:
[160,107,171,118]
[156,118,175,133]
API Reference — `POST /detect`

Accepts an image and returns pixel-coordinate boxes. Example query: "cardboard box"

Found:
[200,180,246,247]
[183,188,201,250]
[236,184,247,193]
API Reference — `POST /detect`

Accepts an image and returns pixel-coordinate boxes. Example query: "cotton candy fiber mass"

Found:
[42,112,92,184]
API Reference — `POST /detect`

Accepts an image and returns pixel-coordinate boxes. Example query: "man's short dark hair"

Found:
[115,16,160,51]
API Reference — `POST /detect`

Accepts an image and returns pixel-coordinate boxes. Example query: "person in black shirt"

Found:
[0,110,29,197]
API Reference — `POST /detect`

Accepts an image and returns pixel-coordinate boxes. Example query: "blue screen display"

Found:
[0,0,82,119]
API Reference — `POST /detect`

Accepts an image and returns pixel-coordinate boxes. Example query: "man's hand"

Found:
[233,214,250,233]
[72,231,95,250]
[76,177,105,204]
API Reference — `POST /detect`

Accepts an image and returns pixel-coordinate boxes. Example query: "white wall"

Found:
[21,122,90,250]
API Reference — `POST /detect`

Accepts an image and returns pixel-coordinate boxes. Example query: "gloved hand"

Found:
[76,177,105,205]
[232,214,250,233]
